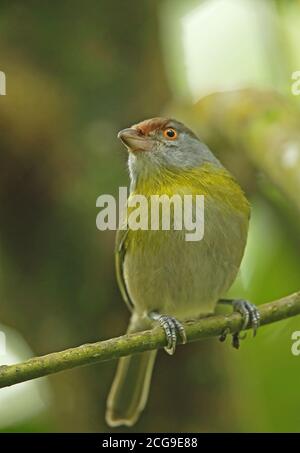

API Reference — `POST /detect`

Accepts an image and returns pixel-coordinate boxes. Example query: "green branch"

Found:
[0,292,299,389]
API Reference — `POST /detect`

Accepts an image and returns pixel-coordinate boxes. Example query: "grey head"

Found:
[117,117,222,187]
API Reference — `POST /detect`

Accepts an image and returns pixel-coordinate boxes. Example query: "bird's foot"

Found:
[233,299,260,337]
[218,299,260,349]
[149,312,187,355]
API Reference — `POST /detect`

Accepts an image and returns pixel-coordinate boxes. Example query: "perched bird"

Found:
[106,117,259,427]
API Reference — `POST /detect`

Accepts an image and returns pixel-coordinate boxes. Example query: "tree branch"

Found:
[0,292,299,389]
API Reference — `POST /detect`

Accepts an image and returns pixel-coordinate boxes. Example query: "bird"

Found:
[105,117,259,427]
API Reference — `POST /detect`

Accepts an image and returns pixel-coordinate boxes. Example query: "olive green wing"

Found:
[115,228,134,312]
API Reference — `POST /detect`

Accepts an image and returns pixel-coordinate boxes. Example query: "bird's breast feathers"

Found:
[119,163,250,318]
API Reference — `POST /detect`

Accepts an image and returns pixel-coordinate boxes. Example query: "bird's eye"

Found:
[163,128,178,140]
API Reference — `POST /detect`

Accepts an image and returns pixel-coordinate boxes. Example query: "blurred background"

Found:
[0,0,300,432]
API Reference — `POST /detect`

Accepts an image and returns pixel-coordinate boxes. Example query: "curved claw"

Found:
[149,312,186,355]
[219,327,230,343]
[233,300,260,337]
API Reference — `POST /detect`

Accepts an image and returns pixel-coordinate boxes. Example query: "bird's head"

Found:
[118,117,221,187]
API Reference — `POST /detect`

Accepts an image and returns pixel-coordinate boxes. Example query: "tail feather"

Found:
[105,314,157,427]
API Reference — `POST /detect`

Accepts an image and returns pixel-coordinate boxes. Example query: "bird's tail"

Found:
[105,314,157,427]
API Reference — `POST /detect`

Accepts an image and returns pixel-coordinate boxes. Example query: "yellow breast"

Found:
[122,163,250,318]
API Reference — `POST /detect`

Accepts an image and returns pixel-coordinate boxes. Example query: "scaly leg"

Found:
[149,312,187,355]
[218,299,260,349]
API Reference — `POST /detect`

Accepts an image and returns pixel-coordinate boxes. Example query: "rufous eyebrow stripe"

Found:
[131,117,170,136]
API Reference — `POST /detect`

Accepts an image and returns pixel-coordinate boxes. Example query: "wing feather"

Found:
[115,228,134,312]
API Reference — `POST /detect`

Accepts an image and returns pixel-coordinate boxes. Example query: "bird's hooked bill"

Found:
[118,128,153,153]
